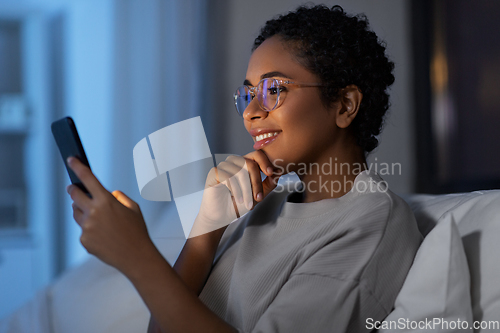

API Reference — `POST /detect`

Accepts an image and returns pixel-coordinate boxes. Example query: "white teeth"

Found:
[256,132,279,142]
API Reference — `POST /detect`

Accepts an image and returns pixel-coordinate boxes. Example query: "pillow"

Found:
[0,204,186,333]
[445,191,500,330]
[50,236,185,333]
[405,190,500,330]
[0,289,51,333]
[378,214,473,332]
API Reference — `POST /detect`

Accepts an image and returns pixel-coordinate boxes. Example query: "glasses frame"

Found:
[234,78,323,116]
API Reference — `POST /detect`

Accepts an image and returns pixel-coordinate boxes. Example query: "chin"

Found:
[261,150,291,172]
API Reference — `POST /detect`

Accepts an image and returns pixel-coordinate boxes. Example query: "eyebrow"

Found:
[243,71,293,86]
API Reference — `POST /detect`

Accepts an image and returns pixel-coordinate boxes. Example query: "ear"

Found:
[336,85,363,129]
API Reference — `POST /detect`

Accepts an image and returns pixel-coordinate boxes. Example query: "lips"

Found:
[255,131,279,142]
[249,128,280,136]
[248,128,282,150]
[252,130,281,150]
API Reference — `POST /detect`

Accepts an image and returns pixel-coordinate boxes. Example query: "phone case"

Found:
[51,117,91,195]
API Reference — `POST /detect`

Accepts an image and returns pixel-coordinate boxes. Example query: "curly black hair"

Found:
[253,4,395,152]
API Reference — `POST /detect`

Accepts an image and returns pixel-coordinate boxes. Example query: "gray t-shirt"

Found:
[199,171,422,333]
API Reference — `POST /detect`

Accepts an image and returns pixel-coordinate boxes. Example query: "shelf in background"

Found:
[0,126,29,135]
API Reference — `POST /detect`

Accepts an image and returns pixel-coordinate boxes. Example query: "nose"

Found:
[242,98,268,122]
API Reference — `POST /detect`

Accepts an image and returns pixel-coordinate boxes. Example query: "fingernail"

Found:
[237,196,244,204]
[66,157,73,165]
[256,192,263,201]
[267,167,273,175]
[246,201,253,210]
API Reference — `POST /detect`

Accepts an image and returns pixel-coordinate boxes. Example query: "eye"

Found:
[268,85,287,95]
[267,87,278,95]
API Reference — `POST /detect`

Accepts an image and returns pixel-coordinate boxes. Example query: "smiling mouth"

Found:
[255,132,279,142]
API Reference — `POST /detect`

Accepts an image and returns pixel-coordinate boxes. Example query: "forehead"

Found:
[245,36,316,85]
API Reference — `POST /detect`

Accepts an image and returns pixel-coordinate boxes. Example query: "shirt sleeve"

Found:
[248,273,387,333]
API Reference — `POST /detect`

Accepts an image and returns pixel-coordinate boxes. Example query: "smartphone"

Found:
[51,117,92,197]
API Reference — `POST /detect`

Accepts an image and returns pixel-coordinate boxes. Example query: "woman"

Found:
[67,4,421,332]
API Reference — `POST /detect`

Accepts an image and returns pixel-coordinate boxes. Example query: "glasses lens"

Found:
[234,86,252,116]
[258,79,280,111]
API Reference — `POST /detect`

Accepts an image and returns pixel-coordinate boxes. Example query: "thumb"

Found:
[262,172,283,197]
[112,190,140,213]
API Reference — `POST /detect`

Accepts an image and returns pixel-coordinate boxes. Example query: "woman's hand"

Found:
[190,150,282,238]
[66,157,155,277]
[241,149,283,203]
[67,157,237,333]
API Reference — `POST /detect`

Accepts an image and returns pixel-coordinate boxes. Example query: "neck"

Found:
[297,142,366,203]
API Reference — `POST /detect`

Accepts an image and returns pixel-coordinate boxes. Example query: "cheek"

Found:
[280,97,329,138]
[280,104,336,155]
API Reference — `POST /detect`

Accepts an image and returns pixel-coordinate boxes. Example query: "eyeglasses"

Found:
[233,78,323,116]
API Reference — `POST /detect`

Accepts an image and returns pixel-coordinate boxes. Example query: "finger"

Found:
[262,168,284,196]
[227,161,253,210]
[213,168,242,201]
[226,176,244,206]
[214,166,220,184]
[204,167,219,188]
[72,202,85,226]
[240,151,275,176]
[112,190,140,213]
[67,184,92,211]
[214,160,251,214]
[222,177,242,218]
[67,157,108,199]
[220,157,255,205]
[216,161,245,204]
[242,156,264,199]
[244,151,285,201]
[244,159,264,206]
